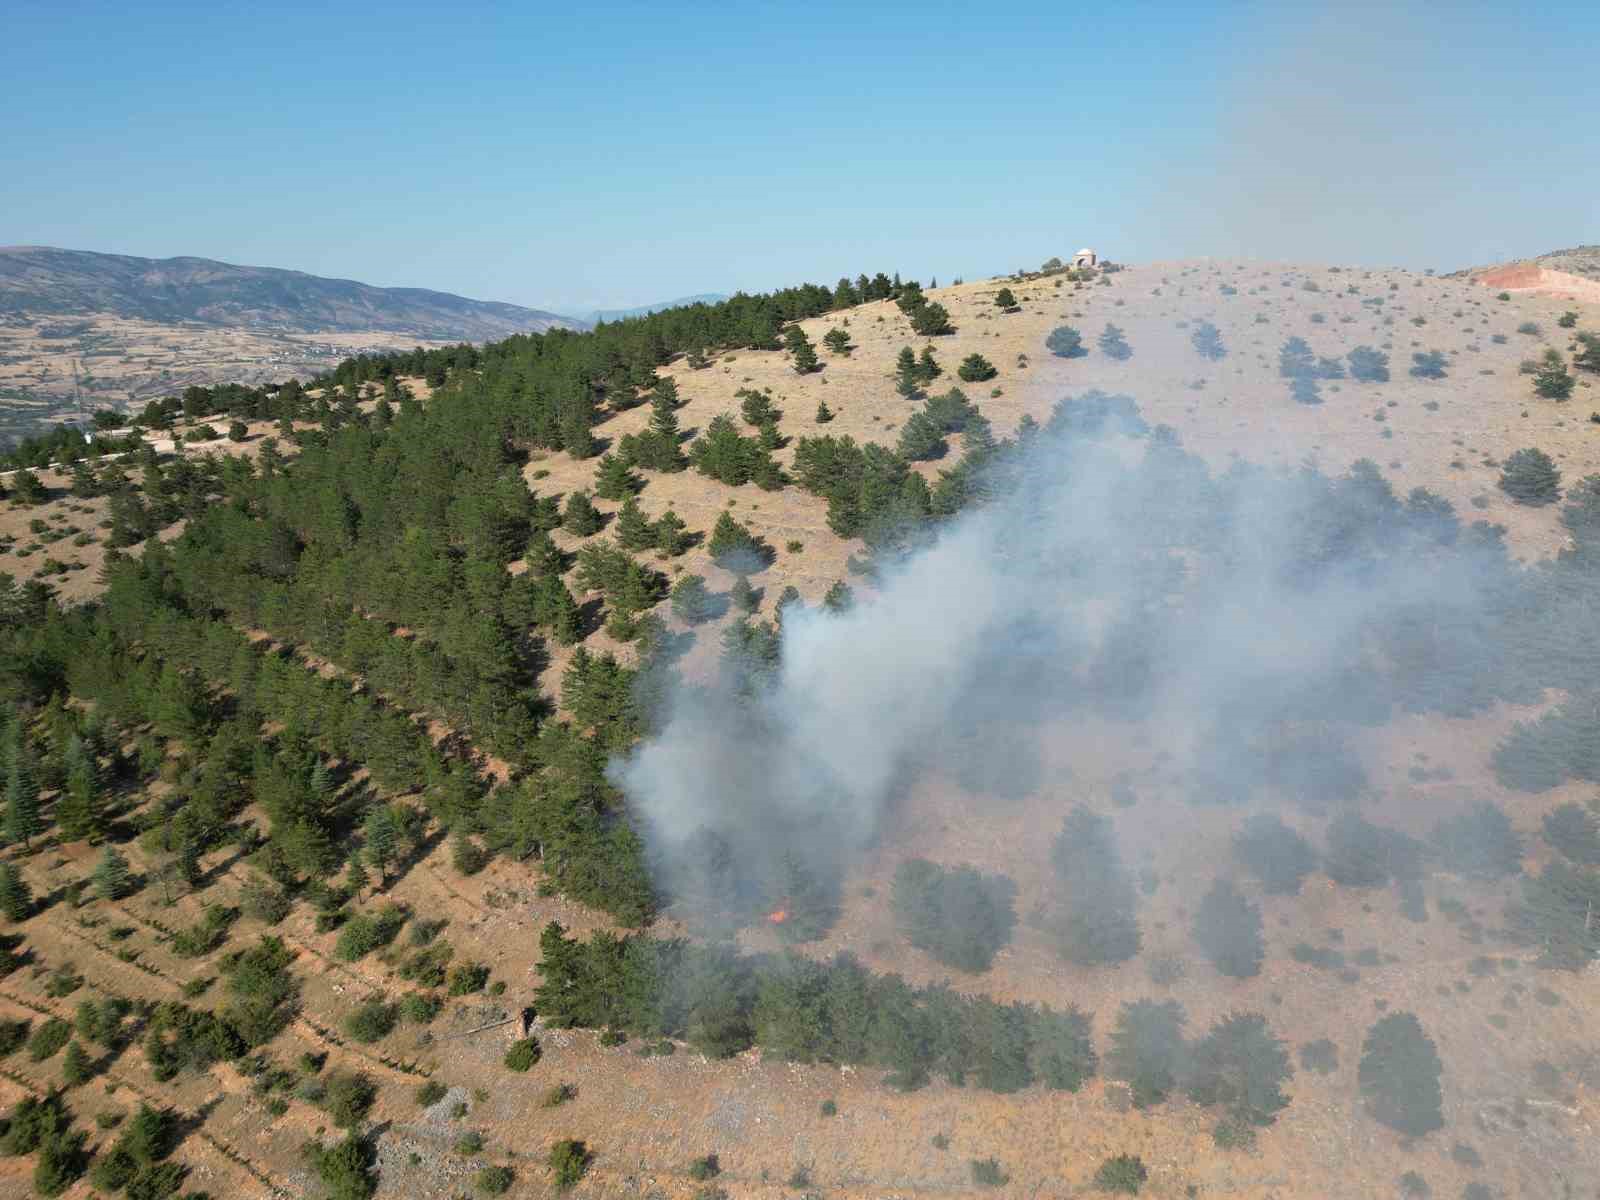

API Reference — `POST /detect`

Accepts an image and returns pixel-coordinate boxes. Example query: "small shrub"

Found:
[416,1080,447,1107]
[504,1037,541,1071]
[475,1165,514,1195]
[1094,1154,1149,1195]
[688,1154,721,1181]
[1451,1142,1483,1168]
[549,1140,590,1191]
[343,1000,398,1044]
[971,1157,1008,1186]
[321,1071,377,1128]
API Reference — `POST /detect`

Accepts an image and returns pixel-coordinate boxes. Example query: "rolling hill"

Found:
[0,255,1598,1200]
[0,246,579,339]
[0,246,585,431]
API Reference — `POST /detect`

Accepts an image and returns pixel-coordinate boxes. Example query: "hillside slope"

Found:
[0,246,579,338]
[1455,245,1600,302]
[2,259,1599,1200]
[0,246,585,430]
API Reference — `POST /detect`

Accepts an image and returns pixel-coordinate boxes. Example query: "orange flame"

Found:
[767,909,788,925]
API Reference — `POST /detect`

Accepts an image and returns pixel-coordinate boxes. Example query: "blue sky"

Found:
[5,1,1596,315]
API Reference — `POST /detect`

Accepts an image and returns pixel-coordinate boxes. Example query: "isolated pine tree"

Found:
[1499,448,1562,506]
[0,862,32,921]
[823,327,851,355]
[1532,350,1575,400]
[1097,324,1132,361]
[957,354,997,382]
[994,287,1017,310]
[815,400,835,424]
[895,347,921,398]
[1192,880,1264,978]
[1046,326,1085,358]
[61,1039,92,1087]
[1191,321,1226,361]
[93,845,133,901]
[1359,1012,1444,1136]
[790,331,820,375]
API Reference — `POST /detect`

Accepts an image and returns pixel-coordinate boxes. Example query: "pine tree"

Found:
[1500,448,1562,506]
[1190,321,1227,361]
[895,347,921,398]
[57,736,105,843]
[594,453,638,500]
[1278,336,1315,378]
[1192,880,1264,978]
[1046,326,1085,358]
[451,827,488,876]
[615,497,656,551]
[1347,345,1389,382]
[957,354,997,382]
[93,845,133,901]
[916,346,941,382]
[670,575,712,624]
[61,1039,92,1087]
[1533,350,1575,400]
[563,491,602,536]
[994,287,1017,310]
[815,401,834,424]
[1573,332,1600,375]
[363,805,400,887]
[1097,324,1131,361]
[652,510,689,557]
[309,760,335,805]
[0,862,31,920]
[1359,1012,1444,1136]
[729,575,757,614]
[823,327,851,355]
[909,302,952,336]
[791,332,820,375]
[5,739,42,852]
[346,857,369,902]
[1107,999,1186,1108]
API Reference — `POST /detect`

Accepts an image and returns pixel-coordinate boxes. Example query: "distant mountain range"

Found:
[0,246,583,340]
[588,293,729,324]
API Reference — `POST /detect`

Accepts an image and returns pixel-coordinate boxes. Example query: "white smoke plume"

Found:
[612,395,1515,924]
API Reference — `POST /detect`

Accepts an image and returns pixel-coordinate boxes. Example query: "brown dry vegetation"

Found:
[0,312,456,433]
[3,259,1599,1198]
